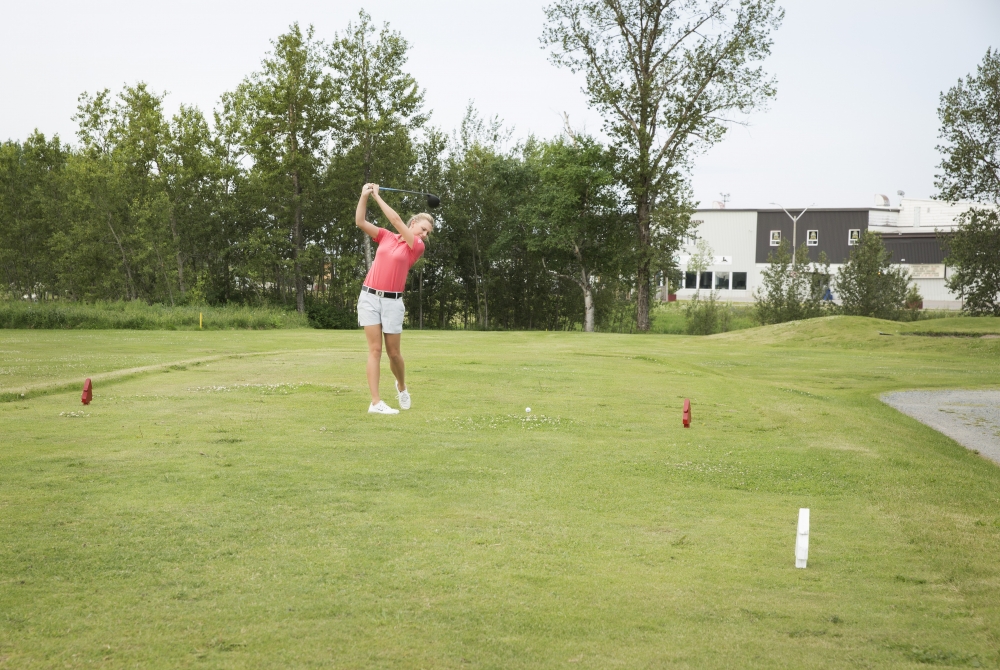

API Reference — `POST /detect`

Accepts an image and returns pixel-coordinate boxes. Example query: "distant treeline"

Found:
[0,14,654,332]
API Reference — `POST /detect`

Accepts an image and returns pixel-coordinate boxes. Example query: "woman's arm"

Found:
[355,184,381,241]
[370,185,416,248]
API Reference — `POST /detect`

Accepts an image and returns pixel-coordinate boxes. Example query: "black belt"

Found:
[362,285,403,299]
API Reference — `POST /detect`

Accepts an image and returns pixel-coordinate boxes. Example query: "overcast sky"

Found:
[2,0,997,209]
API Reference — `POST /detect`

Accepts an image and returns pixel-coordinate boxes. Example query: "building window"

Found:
[685,272,697,289]
[732,272,747,290]
[699,272,713,289]
[715,272,730,290]
[806,230,818,246]
[848,229,861,245]
[770,230,781,246]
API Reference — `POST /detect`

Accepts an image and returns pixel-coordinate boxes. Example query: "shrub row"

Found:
[0,301,310,330]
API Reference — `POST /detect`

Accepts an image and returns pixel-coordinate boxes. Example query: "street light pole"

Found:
[770,203,814,256]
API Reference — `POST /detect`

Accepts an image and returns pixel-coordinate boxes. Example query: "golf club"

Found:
[378,187,441,208]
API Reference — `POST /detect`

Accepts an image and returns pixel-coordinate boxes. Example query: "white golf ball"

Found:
[525,407,531,413]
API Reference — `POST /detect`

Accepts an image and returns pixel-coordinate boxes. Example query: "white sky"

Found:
[2,0,997,209]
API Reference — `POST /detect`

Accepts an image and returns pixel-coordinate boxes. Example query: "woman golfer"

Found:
[355,183,433,414]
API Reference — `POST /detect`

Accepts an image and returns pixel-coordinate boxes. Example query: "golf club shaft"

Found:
[378,187,433,198]
[374,185,441,208]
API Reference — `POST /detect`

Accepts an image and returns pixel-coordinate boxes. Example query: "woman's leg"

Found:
[364,324,383,404]
[383,332,405,392]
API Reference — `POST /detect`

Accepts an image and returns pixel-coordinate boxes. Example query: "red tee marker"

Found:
[81,378,93,405]
[682,398,691,428]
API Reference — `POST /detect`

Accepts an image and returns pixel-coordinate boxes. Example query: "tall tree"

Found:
[936,47,1000,205]
[328,10,427,269]
[60,84,174,303]
[224,23,335,313]
[160,105,224,301]
[0,132,68,299]
[527,135,623,331]
[543,0,783,330]
[935,48,1000,316]
[440,108,516,329]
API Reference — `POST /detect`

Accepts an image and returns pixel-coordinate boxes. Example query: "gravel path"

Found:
[881,390,1000,466]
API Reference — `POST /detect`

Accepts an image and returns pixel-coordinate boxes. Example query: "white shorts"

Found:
[357,290,405,334]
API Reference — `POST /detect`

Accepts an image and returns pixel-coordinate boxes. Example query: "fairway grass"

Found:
[1,317,999,668]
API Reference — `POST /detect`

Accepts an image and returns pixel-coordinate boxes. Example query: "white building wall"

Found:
[664,201,992,309]
[675,210,758,302]
[910,275,955,304]
[869,208,898,227]
[882,198,995,232]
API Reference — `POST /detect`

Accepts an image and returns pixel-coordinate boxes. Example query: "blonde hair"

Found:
[409,212,434,233]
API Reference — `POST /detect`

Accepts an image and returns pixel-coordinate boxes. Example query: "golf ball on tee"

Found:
[525,407,531,413]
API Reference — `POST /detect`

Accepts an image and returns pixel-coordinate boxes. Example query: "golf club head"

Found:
[426,194,441,208]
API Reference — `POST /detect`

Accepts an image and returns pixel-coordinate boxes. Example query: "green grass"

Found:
[0,300,310,330]
[2,316,1000,668]
[898,315,1000,336]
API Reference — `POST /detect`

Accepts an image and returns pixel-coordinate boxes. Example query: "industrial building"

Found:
[671,198,987,310]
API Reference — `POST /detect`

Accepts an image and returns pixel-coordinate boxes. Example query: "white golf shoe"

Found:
[368,400,399,415]
[396,381,411,410]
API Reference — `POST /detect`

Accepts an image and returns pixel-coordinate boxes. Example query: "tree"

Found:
[835,231,909,320]
[935,48,1000,315]
[406,128,449,328]
[527,135,623,331]
[684,238,725,334]
[943,209,1000,315]
[224,23,335,313]
[58,84,176,303]
[160,105,226,302]
[327,10,427,270]
[543,0,783,330]
[754,240,830,324]
[0,132,68,299]
[936,48,1000,205]
[440,110,516,330]
[686,237,714,292]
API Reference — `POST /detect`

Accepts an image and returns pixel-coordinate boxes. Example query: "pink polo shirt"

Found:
[363,227,425,293]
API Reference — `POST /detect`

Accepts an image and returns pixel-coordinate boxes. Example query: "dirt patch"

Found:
[881,390,1000,466]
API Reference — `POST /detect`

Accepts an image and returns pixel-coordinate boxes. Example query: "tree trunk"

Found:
[106,213,135,301]
[168,210,185,296]
[471,228,489,329]
[582,276,595,333]
[292,169,305,314]
[636,196,652,331]
[152,243,174,306]
[570,244,595,332]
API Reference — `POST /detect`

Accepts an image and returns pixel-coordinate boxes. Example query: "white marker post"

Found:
[795,508,810,569]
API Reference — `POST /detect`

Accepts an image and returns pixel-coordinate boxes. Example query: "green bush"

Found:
[596,295,638,333]
[754,240,831,325]
[306,302,357,329]
[0,301,309,330]
[835,231,910,320]
[685,292,729,335]
[651,299,756,335]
